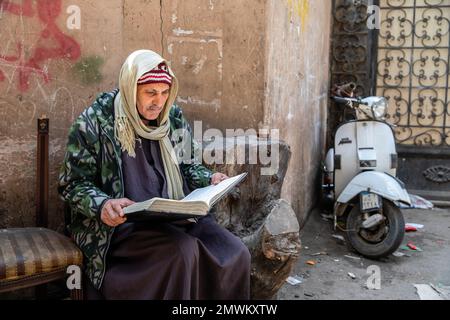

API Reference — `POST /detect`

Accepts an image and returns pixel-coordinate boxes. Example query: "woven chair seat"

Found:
[0,228,82,293]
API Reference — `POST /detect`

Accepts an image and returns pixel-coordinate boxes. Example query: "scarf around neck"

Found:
[114,49,185,200]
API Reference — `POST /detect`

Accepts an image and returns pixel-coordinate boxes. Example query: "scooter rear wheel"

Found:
[344,200,405,259]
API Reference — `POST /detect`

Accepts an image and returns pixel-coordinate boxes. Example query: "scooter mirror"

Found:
[360,96,387,120]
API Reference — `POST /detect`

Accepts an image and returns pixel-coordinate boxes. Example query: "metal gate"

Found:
[377,0,450,202]
[331,0,450,202]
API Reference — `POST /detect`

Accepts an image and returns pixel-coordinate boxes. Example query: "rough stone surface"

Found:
[206,137,301,299]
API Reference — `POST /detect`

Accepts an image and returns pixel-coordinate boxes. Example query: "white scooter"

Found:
[323,90,411,259]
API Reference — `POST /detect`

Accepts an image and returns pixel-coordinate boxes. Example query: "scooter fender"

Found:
[336,171,411,206]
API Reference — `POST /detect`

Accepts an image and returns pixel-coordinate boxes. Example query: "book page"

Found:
[122,173,247,215]
[123,198,156,214]
[182,172,247,205]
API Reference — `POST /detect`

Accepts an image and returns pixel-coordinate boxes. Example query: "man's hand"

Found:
[211,172,229,185]
[100,198,135,227]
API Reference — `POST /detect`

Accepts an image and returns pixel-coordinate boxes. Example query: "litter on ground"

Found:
[414,284,448,300]
[286,275,303,286]
[399,194,434,210]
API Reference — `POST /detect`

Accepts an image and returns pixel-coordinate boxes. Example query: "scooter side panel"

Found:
[334,122,359,196]
[334,121,397,197]
[357,121,396,176]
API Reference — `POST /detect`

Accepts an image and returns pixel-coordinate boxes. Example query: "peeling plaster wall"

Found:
[264,0,331,225]
[0,0,125,230]
[163,0,266,131]
[0,0,330,230]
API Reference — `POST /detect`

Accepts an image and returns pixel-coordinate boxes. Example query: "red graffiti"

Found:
[0,0,33,16]
[0,0,81,91]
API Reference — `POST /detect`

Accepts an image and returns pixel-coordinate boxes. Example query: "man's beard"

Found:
[137,106,159,126]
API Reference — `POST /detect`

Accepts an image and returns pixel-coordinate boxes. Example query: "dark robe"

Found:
[85,137,251,300]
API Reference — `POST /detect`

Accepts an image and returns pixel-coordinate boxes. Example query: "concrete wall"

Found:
[162,0,266,131]
[263,0,332,225]
[0,0,126,230]
[0,0,330,230]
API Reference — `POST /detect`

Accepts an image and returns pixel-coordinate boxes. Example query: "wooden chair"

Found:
[0,228,83,299]
[0,118,83,299]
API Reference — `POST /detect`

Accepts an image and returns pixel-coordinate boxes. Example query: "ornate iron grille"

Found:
[377,0,450,146]
[331,0,376,97]
[329,0,379,145]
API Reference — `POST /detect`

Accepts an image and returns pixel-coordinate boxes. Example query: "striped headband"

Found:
[137,62,172,86]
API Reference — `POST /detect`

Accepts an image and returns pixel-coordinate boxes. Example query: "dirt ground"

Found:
[278,206,450,300]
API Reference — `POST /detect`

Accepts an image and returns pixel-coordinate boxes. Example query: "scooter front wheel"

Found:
[344,200,405,259]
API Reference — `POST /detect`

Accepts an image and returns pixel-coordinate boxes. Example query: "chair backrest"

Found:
[36,117,49,228]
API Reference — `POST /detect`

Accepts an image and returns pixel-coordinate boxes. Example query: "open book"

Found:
[123,172,248,222]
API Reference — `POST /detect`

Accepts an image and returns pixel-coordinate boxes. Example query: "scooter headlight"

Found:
[372,98,387,120]
[361,97,387,120]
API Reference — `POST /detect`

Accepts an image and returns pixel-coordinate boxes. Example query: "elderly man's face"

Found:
[136,82,170,121]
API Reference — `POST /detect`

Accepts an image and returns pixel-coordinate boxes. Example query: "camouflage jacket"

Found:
[58,89,213,290]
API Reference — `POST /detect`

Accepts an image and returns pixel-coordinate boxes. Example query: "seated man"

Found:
[58,49,251,300]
